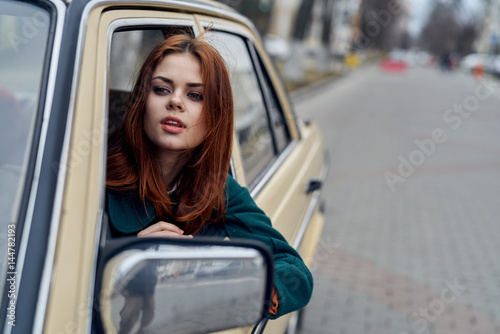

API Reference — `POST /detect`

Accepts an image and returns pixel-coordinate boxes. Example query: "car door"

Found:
[197,16,327,334]
[23,1,326,333]
[38,4,208,333]
[38,3,274,334]
[98,8,327,333]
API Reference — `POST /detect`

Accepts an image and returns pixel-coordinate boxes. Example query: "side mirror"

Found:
[96,238,273,334]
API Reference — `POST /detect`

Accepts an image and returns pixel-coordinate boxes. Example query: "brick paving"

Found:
[293,67,500,334]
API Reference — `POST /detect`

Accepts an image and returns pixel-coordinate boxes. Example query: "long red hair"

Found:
[106,33,234,235]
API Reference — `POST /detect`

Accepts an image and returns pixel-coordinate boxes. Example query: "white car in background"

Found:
[460,53,487,72]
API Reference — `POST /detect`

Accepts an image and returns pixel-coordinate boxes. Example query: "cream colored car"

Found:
[0,0,327,333]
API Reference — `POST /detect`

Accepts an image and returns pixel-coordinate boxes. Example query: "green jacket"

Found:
[106,174,313,319]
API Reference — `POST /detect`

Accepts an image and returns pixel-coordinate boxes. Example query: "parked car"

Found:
[380,49,408,72]
[484,54,500,75]
[459,53,487,72]
[0,0,327,333]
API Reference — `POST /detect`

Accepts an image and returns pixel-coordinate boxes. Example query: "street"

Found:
[293,65,500,334]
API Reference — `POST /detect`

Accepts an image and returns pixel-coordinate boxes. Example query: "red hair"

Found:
[106,33,233,235]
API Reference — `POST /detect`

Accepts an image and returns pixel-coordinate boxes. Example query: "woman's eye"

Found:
[153,86,170,95]
[188,92,203,101]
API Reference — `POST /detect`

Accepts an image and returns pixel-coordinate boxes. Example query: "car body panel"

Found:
[42,4,108,333]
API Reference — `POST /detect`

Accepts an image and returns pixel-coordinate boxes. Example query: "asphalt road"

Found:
[292,65,500,334]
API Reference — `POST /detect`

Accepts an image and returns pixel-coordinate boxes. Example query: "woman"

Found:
[106,33,312,320]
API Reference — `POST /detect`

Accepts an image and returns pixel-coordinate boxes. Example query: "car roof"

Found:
[57,0,255,34]
[62,0,234,15]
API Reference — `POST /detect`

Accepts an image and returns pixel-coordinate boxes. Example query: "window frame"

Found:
[246,39,291,156]
[208,29,276,187]
[102,17,297,204]
[201,23,296,193]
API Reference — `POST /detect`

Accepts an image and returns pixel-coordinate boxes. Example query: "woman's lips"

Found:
[161,116,186,133]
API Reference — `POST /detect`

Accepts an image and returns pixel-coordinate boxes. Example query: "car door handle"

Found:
[306,178,323,194]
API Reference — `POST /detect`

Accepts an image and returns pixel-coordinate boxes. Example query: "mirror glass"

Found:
[100,244,269,334]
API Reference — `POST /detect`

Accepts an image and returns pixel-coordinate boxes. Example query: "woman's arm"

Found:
[223,175,313,319]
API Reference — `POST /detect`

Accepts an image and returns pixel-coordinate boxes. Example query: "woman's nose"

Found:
[168,102,183,110]
[168,93,184,111]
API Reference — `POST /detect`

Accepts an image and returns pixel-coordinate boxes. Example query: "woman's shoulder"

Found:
[224,174,264,219]
[224,173,242,193]
[224,173,256,205]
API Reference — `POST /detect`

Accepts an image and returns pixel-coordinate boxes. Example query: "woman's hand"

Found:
[137,221,193,238]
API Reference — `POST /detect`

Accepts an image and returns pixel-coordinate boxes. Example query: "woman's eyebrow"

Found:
[152,76,173,84]
[186,83,203,88]
[152,76,203,88]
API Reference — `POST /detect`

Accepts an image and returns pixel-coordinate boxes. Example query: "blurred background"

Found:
[217,1,500,334]
[214,0,499,89]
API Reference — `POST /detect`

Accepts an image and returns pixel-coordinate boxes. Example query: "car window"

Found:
[0,0,50,300]
[206,31,276,186]
[108,26,291,187]
[252,45,290,154]
[108,26,195,132]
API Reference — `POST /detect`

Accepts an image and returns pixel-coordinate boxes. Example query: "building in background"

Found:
[266,0,301,40]
[216,0,275,36]
[331,0,361,56]
[477,0,500,54]
[267,0,363,56]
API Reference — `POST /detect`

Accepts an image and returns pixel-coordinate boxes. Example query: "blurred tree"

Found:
[418,0,482,57]
[221,0,340,81]
[457,21,483,55]
[357,0,407,52]
[419,3,460,56]
[284,0,317,82]
[317,0,336,72]
[216,0,275,35]
[291,0,316,41]
[320,0,335,47]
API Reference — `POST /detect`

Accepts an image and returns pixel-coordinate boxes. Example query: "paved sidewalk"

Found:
[293,67,500,334]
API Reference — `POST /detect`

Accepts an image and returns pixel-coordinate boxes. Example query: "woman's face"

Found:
[144,53,206,155]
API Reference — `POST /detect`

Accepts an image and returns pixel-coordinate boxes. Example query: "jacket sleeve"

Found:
[223,175,313,319]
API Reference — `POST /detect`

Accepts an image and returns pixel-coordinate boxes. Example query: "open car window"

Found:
[108,23,292,190]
